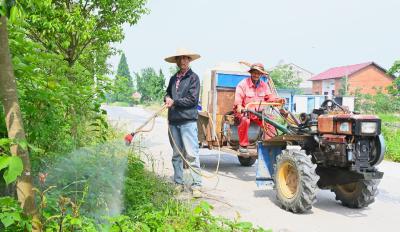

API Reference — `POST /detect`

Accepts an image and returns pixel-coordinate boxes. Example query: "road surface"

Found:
[104,106,399,232]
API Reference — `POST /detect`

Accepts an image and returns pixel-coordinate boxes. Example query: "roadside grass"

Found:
[123,152,269,231]
[379,113,400,162]
[1,143,270,231]
[108,101,131,107]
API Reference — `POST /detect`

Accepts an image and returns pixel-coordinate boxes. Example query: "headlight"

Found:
[361,122,377,134]
[339,122,350,132]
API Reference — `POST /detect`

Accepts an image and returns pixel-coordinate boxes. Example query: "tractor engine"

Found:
[312,114,385,171]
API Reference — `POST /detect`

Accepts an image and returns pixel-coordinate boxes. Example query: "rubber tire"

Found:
[275,149,319,213]
[332,180,379,208]
[238,156,257,167]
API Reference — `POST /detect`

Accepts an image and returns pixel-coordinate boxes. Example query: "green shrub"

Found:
[355,92,400,114]
[0,197,31,232]
[379,114,400,161]
[122,154,269,231]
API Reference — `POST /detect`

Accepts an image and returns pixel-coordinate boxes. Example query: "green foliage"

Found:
[2,146,269,231]
[20,0,148,67]
[389,60,400,78]
[0,138,25,185]
[0,197,31,231]
[354,91,400,163]
[8,19,112,155]
[379,114,400,162]
[111,53,134,103]
[0,0,148,159]
[354,91,400,114]
[122,154,269,231]
[0,156,23,185]
[388,60,400,95]
[136,68,166,103]
[269,64,302,89]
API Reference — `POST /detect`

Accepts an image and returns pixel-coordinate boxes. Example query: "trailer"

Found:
[197,64,277,166]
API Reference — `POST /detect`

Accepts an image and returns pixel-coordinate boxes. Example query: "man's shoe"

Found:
[238,146,249,154]
[192,188,202,198]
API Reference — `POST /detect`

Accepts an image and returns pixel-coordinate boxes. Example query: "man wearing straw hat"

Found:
[234,63,282,155]
[164,48,202,198]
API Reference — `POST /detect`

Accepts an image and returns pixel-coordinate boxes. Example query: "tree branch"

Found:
[26,29,62,55]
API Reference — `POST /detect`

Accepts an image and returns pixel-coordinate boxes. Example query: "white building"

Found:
[271,62,314,94]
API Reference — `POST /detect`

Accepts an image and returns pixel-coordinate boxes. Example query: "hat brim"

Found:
[164,54,201,63]
[249,67,268,75]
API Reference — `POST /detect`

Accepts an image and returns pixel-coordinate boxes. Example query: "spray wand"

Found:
[124,105,167,145]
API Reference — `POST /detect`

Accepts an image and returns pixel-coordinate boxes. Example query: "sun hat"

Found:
[164,48,201,63]
[249,63,268,75]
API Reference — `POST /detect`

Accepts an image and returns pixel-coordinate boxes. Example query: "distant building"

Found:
[309,62,395,96]
[270,63,314,94]
[287,63,314,94]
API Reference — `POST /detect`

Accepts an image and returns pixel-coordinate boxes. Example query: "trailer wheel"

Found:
[238,156,257,166]
[332,180,379,208]
[275,149,319,213]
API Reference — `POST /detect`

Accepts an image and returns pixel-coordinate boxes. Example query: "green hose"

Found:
[246,109,290,134]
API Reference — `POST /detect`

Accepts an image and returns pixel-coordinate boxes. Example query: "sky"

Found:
[109,0,400,78]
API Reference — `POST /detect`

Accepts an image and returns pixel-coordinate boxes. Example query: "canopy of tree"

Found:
[0,1,148,227]
[269,64,302,89]
[135,68,166,103]
[111,53,134,102]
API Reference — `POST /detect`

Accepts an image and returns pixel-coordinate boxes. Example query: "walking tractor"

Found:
[198,64,385,213]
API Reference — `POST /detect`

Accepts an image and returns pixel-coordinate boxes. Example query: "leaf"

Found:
[70,217,82,226]
[1,214,15,227]
[0,196,15,206]
[9,6,16,23]
[3,156,23,185]
[0,138,10,147]
[0,156,10,171]
[0,212,20,228]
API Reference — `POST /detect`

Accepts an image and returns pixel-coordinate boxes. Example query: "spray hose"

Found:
[125,105,221,180]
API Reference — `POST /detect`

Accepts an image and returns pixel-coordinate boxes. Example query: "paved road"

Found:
[104,106,399,232]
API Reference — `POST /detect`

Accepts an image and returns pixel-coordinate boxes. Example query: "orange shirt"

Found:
[234,77,275,110]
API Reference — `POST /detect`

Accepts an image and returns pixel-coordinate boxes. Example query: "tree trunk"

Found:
[0,16,40,230]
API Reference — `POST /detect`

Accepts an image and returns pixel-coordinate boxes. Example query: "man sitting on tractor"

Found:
[234,63,283,155]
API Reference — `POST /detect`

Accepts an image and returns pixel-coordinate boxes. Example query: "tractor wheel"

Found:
[238,156,257,167]
[332,180,379,208]
[275,149,319,213]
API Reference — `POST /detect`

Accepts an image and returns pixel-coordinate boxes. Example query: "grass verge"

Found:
[108,101,131,107]
[122,153,269,231]
[379,113,400,162]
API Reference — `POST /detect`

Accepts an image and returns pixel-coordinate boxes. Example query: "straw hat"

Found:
[164,48,201,63]
[249,63,268,75]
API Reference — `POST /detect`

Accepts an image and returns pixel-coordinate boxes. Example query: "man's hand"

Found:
[165,96,174,108]
[236,105,243,114]
[264,94,271,102]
